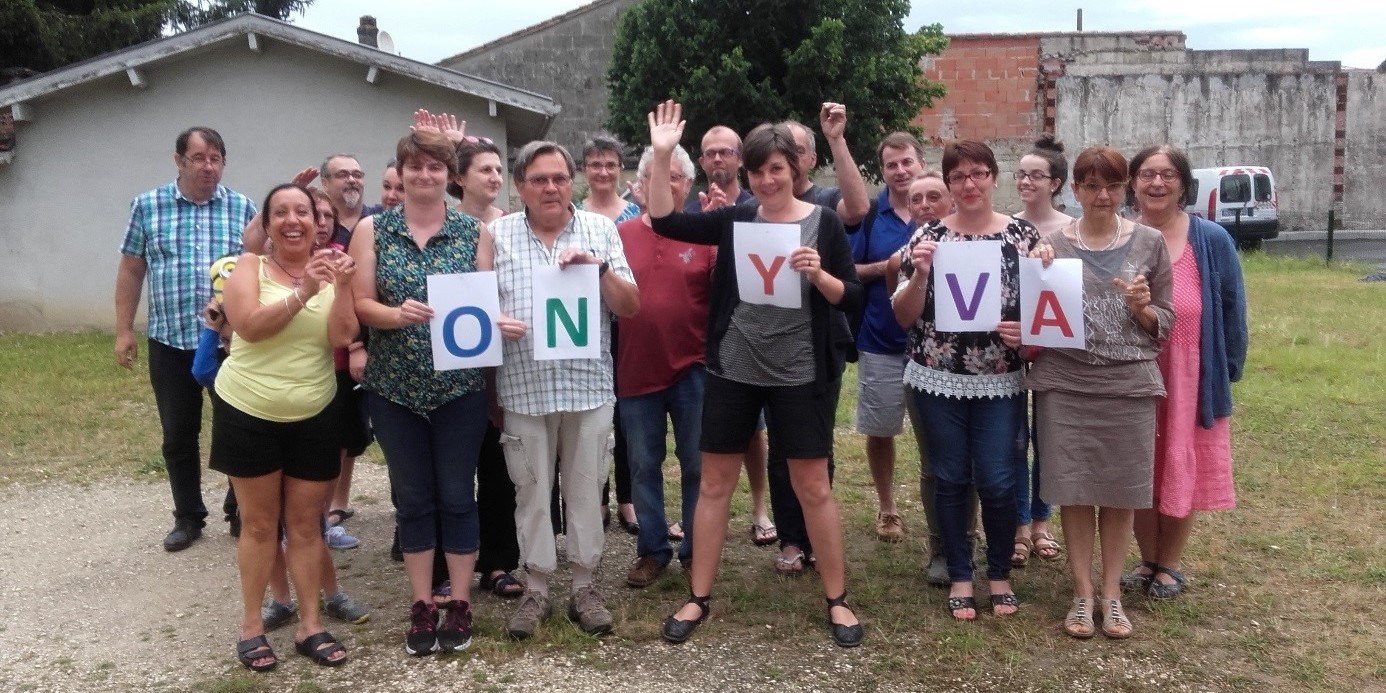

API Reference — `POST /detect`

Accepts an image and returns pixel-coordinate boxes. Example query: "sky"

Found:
[293,0,1385,70]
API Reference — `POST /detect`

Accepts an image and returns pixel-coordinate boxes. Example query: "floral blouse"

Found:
[362,206,485,414]
[897,217,1040,399]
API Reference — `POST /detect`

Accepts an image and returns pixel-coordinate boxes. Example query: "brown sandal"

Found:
[1064,597,1096,639]
[1031,531,1063,561]
[1101,599,1134,639]
[1012,536,1032,568]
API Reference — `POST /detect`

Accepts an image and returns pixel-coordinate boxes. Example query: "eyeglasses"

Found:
[330,170,366,181]
[701,147,741,160]
[1078,181,1129,195]
[1014,170,1052,181]
[182,154,224,167]
[1136,169,1180,183]
[946,170,993,185]
[525,174,573,188]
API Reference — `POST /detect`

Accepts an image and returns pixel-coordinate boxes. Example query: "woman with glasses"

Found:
[1121,145,1247,601]
[891,139,1037,621]
[1009,135,1072,569]
[1026,146,1174,639]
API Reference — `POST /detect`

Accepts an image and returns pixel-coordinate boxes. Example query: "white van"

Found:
[1187,166,1279,248]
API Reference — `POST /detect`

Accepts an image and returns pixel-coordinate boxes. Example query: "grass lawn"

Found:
[0,253,1382,691]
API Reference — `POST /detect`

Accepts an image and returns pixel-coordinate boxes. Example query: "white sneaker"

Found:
[325,525,361,550]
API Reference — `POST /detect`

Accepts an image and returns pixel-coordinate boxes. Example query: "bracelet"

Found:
[292,289,307,309]
[282,295,293,312]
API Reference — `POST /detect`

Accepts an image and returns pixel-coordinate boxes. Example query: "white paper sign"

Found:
[733,222,801,309]
[427,272,503,370]
[532,263,602,361]
[932,241,1002,332]
[1019,257,1086,348]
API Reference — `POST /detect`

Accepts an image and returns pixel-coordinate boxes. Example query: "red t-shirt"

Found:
[616,216,717,398]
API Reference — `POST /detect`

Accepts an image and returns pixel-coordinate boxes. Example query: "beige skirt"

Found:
[1037,390,1155,509]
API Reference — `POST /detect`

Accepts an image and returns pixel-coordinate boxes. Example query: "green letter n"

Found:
[545,297,588,348]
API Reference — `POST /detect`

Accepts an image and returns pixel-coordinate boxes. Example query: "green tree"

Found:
[605,0,948,179]
[0,0,315,74]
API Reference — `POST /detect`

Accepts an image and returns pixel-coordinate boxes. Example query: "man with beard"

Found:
[114,126,259,551]
[684,126,754,212]
[319,154,384,245]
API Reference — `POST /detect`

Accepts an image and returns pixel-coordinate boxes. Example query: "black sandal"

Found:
[480,571,525,599]
[1120,560,1158,593]
[236,634,277,672]
[947,595,978,621]
[1149,565,1188,600]
[990,592,1020,616]
[826,593,864,647]
[294,631,347,667]
[662,594,710,644]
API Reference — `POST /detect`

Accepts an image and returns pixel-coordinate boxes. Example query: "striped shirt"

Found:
[120,182,256,349]
[491,206,636,416]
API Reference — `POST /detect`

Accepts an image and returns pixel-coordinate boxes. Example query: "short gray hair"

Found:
[636,145,696,181]
[781,120,816,159]
[581,134,625,165]
[318,153,360,179]
[512,140,576,184]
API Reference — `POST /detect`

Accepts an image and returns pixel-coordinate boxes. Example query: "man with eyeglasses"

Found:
[115,126,258,552]
[489,140,639,640]
[849,131,927,543]
[319,154,384,245]
[686,126,755,211]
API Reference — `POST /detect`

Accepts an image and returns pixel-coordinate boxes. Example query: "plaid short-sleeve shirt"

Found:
[491,206,636,416]
[119,182,256,349]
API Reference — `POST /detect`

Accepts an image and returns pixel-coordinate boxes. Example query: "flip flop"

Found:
[668,522,685,541]
[326,509,353,527]
[774,551,806,577]
[1031,531,1063,561]
[750,523,778,546]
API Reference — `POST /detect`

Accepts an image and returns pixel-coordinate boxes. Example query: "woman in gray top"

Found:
[1025,146,1174,640]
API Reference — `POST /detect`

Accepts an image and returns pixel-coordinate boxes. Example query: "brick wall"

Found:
[915,35,1042,143]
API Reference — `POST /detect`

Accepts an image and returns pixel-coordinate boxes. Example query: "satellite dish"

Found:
[377,30,396,54]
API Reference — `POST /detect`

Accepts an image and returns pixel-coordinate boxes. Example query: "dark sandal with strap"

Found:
[826,593,865,647]
[294,631,347,667]
[990,592,1020,616]
[480,571,526,599]
[1120,560,1158,593]
[236,634,277,672]
[947,595,978,622]
[662,594,711,643]
[326,509,351,527]
[1149,565,1188,600]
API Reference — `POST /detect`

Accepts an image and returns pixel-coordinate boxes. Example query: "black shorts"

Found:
[210,396,343,481]
[700,373,841,459]
[333,370,373,457]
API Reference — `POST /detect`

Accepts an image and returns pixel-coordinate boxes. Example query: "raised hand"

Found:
[434,112,467,144]
[626,180,646,209]
[646,100,685,153]
[291,166,319,188]
[410,109,441,135]
[820,102,847,141]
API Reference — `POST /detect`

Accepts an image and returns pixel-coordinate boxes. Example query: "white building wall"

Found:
[0,39,508,331]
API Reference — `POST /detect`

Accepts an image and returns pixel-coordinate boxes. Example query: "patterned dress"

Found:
[1154,243,1236,517]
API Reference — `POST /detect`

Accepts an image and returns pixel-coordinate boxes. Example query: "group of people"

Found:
[114,95,1246,669]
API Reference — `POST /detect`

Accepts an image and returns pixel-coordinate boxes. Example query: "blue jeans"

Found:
[1014,396,1052,525]
[619,365,705,563]
[914,390,1022,582]
[368,391,488,555]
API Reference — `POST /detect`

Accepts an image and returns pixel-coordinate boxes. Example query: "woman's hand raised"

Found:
[647,100,685,154]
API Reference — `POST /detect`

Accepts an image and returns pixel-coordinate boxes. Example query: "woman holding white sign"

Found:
[349,130,514,656]
[645,101,865,648]
[891,139,1038,622]
[1122,145,1246,602]
[1024,146,1174,640]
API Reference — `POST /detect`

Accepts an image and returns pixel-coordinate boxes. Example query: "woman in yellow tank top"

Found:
[211,183,359,671]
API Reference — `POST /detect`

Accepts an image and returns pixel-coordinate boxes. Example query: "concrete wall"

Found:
[1053,48,1339,230]
[1344,70,1386,229]
[440,0,636,158]
[0,40,509,332]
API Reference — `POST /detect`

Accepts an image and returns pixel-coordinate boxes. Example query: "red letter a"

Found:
[1031,290,1074,337]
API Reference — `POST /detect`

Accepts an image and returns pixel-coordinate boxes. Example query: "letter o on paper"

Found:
[442,306,492,357]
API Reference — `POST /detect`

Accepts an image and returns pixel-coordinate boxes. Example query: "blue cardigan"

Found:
[1188,216,1248,428]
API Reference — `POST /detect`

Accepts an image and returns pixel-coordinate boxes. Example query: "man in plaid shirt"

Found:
[114,127,259,552]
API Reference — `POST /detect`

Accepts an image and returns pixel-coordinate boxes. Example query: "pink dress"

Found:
[1154,243,1236,517]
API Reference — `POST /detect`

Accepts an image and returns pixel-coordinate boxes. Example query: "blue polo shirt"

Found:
[847,189,911,355]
